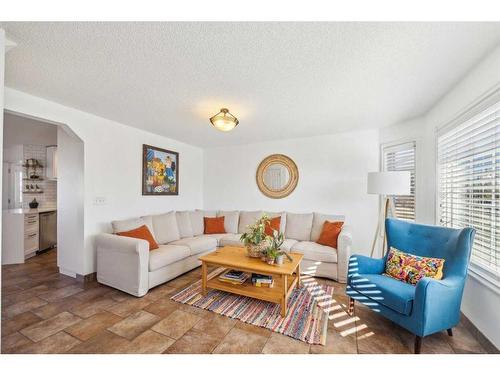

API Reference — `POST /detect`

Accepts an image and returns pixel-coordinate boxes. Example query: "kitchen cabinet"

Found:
[2,208,57,265]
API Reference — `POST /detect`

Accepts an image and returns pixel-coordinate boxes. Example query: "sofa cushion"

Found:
[384,247,445,285]
[219,235,296,251]
[281,239,298,252]
[311,212,345,242]
[204,216,226,234]
[285,213,313,241]
[149,244,191,271]
[116,225,159,251]
[291,241,337,263]
[219,233,244,247]
[317,221,344,248]
[152,212,181,244]
[189,210,205,236]
[198,233,232,246]
[265,212,286,233]
[218,210,239,233]
[239,211,263,233]
[199,209,217,218]
[112,217,153,236]
[264,216,281,236]
[176,211,194,238]
[351,274,415,315]
[170,236,217,256]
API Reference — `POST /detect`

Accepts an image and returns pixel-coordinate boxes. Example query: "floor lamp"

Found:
[367,171,411,258]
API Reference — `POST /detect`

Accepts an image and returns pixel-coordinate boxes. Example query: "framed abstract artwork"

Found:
[142,144,179,195]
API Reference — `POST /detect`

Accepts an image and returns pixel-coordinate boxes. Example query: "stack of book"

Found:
[218,270,249,285]
[251,273,274,288]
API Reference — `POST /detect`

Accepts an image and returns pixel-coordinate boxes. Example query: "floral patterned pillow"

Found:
[384,247,445,285]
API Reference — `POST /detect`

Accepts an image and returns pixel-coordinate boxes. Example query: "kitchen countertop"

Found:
[3,207,57,214]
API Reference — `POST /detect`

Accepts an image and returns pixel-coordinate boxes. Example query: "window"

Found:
[438,101,500,275]
[382,141,416,220]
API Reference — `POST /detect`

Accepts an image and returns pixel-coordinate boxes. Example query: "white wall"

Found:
[0,30,5,255]
[57,126,84,276]
[426,42,500,350]
[381,43,500,348]
[204,129,380,254]
[4,88,204,275]
[380,117,435,224]
[3,112,57,146]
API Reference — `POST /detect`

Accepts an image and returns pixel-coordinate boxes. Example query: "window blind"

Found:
[383,141,416,221]
[438,101,500,274]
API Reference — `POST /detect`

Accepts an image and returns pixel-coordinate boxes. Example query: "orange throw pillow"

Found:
[316,221,344,248]
[116,225,159,251]
[204,216,226,234]
[265,216,281,236]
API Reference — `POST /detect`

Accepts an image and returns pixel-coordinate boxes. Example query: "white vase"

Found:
[275,255,284,265]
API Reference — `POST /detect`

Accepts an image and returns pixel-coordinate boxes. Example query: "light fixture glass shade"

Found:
[209,108,239,132]
[367,171,411,195]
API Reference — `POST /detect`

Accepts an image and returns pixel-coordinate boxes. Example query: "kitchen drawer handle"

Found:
[28,233,37,238]
[27,220,37,224]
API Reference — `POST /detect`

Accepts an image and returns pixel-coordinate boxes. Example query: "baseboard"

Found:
[59,267,77,278]
[461,312,499,353]
[76,272,97,284]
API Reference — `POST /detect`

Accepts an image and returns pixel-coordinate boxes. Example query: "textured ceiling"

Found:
[2,22,500,148]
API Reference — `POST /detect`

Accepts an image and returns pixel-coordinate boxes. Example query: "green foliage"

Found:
[264,229,292,261]
[240,214,270,247]
[240,214,293,262]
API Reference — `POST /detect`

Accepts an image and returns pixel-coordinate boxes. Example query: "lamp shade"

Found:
[367,171,411,195]
[209,108,239,132]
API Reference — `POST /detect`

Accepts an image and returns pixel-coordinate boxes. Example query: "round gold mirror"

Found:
[256,154,299,199]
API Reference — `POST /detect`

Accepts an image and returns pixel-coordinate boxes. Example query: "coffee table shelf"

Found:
[206,271,298,304]
[199,246,303,317]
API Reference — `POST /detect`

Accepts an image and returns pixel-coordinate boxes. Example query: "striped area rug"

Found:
[171,269,332,345]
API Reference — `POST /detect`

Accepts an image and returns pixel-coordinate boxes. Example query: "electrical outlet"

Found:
[94,196,107,206]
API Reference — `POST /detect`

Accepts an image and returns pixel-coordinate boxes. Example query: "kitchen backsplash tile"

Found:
[23,144,57,208]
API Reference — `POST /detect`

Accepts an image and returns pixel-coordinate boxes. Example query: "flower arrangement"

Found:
[263,230,293,265]
[240,214,270,257]
[240,214,293,264]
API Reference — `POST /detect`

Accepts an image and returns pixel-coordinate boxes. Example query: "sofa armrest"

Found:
[347,254,385,282]
[96,233,150,297]
[336,225,353,283]
[413,276,464,336]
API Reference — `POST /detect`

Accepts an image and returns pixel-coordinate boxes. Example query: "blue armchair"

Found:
[346,218,475,353]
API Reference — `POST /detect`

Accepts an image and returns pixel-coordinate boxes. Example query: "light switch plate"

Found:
[94,196,107,206]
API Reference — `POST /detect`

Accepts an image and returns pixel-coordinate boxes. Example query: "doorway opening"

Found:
[2,110,84,279]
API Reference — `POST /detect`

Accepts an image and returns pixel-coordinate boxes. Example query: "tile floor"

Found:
[1,249,492,354]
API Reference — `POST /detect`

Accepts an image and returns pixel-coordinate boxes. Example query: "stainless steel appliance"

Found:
[39,211,57,251]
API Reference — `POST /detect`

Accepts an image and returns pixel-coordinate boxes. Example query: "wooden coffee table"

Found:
[199,246,303,317]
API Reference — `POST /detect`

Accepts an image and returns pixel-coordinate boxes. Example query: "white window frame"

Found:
[435,86,500,290]
[380,139,418,221]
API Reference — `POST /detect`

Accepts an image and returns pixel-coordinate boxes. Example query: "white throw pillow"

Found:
[189,210,205,236]
[176,211,194,238]
[285,212,314,241]
[238,211,263,234]
[152,212,181,244]
[217,211,239,233]
[310,212,346,242]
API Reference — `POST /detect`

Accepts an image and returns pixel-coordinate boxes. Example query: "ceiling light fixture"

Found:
[209,108,239,132]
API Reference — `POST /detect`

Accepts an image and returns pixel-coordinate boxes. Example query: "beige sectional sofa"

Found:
[95,210,352,297]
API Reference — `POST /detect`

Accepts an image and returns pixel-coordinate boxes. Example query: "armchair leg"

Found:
[348,297,355,316]
[447,328,453,337]
[414,336,422,354]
